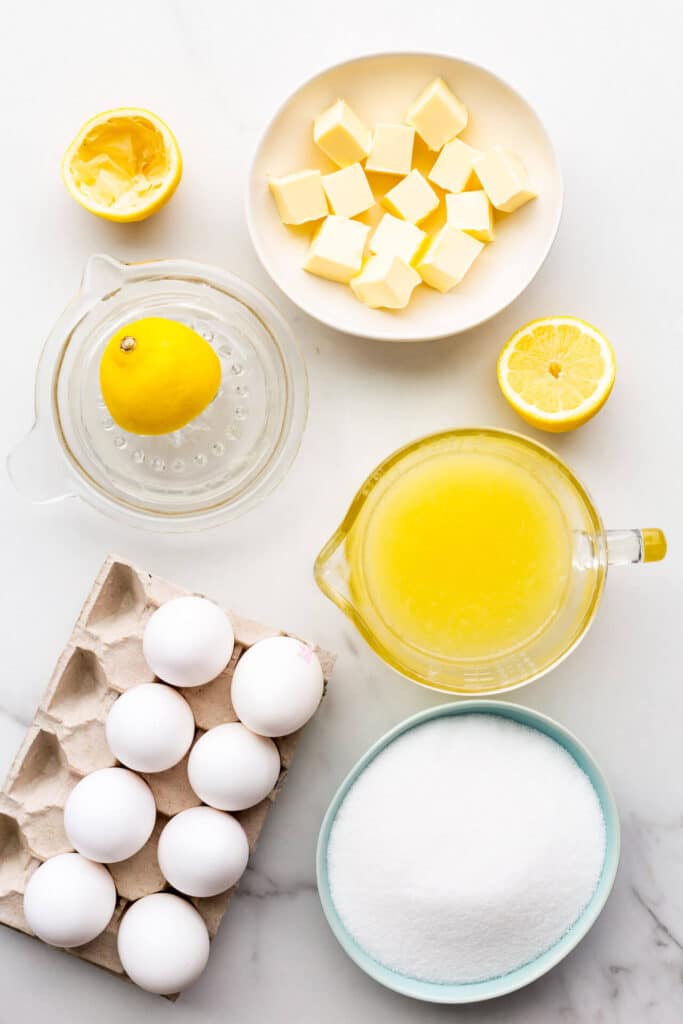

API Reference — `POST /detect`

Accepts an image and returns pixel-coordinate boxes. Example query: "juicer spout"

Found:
[80,254,128,295]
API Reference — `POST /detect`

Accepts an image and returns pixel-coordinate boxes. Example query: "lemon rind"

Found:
[62,107,182,223]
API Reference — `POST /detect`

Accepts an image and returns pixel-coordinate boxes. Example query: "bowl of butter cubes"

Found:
[247,52,563,342]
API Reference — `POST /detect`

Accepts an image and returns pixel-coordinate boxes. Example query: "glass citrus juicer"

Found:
[314,428,667,695]
[7,255,307,530]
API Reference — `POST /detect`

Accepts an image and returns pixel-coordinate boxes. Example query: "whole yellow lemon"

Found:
[100,318,221,435]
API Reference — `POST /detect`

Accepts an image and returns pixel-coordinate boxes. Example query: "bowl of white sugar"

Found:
[317,701,619,1003]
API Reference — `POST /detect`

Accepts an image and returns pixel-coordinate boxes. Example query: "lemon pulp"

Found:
[350,450,572,660]
[498,317,616,432]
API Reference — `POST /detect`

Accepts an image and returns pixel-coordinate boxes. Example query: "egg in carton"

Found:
[0,555,335,996]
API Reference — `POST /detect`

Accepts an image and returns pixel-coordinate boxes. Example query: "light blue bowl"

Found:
[316,700,620,1003]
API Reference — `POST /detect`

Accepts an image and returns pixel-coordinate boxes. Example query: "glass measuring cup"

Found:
[314,428,667,695]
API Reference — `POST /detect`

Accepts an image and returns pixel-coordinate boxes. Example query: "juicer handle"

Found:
[5,254,131,507]
[6,422,74,504]
[605,529,667,566]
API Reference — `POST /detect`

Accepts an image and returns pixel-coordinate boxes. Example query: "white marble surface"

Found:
[0,1,681,1020]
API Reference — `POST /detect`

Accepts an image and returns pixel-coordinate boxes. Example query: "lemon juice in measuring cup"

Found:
[356,445,571,661]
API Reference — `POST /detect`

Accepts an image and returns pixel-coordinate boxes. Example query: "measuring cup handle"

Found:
[6,422,73,504]
[605,529,667,566]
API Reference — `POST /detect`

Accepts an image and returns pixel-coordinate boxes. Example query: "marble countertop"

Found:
[1,1,680,1021]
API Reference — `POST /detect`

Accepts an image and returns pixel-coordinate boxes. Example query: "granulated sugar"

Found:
[327,714,606,983]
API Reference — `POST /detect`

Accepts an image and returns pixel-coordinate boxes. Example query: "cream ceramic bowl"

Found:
[247,52,563,342]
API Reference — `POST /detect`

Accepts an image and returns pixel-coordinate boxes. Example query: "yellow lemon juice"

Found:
[349,450,573,661]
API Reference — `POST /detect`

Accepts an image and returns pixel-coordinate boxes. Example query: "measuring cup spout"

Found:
[314,529,354,613]
[605,529,667,566]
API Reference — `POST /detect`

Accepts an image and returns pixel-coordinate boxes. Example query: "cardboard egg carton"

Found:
[0,555,335,997]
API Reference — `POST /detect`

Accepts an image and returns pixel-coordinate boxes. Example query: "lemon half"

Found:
[62,108,182,222]
[100,318,221,436]
[497,316,616,433]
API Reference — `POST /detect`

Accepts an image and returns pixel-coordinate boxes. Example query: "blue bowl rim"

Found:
[316,699,621,1004]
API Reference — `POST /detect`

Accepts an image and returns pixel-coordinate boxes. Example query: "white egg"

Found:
[188,722,280,811]
[64,767,156,863]
[231,635,324,737]
[105,683,195,773]
[117,893,210,995]
[23,853,116,948]
[143,596,234,688]
[158,806,249,897]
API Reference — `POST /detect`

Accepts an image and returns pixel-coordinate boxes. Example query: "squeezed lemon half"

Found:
[100,318,221,436]
[497,316,616,432]
[62,108,182,222]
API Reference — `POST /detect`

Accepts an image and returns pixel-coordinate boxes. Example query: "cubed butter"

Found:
[473,146,537,213]
[350,253,421,309]
[382,170,439,225]
[445,190,495,242]
[417,224,484,292]
[428,138,481,194]
[405,77,468,151]
[365,123,415,175]
[303,215,370,283]
[369,213,426,264]
[321,163,374,218]
[268,170,328,225]
[313,100,372,168]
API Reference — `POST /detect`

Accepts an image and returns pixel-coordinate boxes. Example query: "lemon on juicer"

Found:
[100,318,221,436]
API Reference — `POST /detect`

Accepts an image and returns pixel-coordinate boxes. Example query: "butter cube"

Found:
[350,253,421,309]
[428,138,481,193]
[365,124,415,176]
[321,163,374,218]
[382,170,439,225]
[417,224,484,292]
[445,190,495,242]
[268,170,328,225]
[314,100,372,168]
[405,78,468,151]
[473,146,537,213]
[369,213,426,264]
[303,215,370,283]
